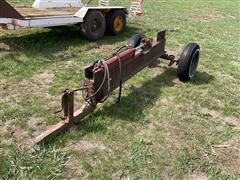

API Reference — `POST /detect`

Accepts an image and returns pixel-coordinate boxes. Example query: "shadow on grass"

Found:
[190,71,215,85]
[98,67,177,121]
[73,67,177,133]
[1,26,140,58]
[97,69,214,121]
[49,67,214,145]
[1,26,141,82]
[49,66,177,145]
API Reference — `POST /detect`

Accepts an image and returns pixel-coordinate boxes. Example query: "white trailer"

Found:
[0,0,143,40]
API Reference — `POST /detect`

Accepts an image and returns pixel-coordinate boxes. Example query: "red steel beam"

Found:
[35,30,167,144]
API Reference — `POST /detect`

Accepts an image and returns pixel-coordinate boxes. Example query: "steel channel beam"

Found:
[35,30,166,144]
[35,103,95,144]
[93,33,166,102]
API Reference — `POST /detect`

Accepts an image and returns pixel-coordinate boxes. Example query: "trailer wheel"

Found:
[106,10,126,35]
[127,34,144,48]
[80,10,106,40]
[177,43,200,81]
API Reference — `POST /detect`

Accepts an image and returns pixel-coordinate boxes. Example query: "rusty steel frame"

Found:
[0,1,24,19]
[35,30,176,144]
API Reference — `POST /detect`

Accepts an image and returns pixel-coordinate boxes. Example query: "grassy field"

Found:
[0,0,239,179]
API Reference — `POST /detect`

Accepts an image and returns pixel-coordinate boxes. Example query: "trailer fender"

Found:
[74,7,89,19]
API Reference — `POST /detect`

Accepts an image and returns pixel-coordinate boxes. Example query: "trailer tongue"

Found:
[35,30,201,144]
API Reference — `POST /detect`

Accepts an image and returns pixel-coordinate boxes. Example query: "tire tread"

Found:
[177,43,200,81]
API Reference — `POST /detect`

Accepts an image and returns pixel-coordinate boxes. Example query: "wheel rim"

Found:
[113,16,124,32]
[90,19,101,32]
[189,49,200,77]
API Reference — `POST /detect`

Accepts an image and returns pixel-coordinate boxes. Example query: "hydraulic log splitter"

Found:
[35,30,200,144]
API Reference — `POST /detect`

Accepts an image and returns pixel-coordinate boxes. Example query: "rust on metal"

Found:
[161,53,179,66]
[0,0,24,19]
[35,30,170,144]
[0,24,8,30]
[35,104,96,144]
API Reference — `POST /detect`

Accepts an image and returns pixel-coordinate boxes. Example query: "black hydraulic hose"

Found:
[82,45,127,104]
[112,45,127,103]
[113,52,123,103]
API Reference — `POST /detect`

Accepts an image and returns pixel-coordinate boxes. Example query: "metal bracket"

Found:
[161,53,179,66]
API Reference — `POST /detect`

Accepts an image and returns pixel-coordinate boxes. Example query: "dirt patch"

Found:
[63,60,75,67]
[0,123,32,146]
[137,121,156,138]
[1,70,54,106]
[0,70,55,145]
[32,70,54,84]
[166,48,181,57]
[172,77,182,85]
[184,171,208,180]
[56,41,113,58]
[226,15,237,19]
[0,44,15,52]
[200,108,240,128]
[63,139,107,172]
[2,70,55,102]
[0,124,12,145]
[86,43,113,55]
[64,155,89,179]
[27,116,45,139]
[165,131,184,150]
[66,139,107,151]
[183,14,224,22]
[213,137,240,175]
[11,127,26,142]
[27,117,43,129]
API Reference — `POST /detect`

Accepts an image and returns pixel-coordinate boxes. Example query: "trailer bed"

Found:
[0,0,127,30]
[15,7,80,19]
[0,1,84,30]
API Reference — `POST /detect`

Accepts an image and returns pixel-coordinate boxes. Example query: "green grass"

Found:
[0,145,67,179]
[1,0,240,179]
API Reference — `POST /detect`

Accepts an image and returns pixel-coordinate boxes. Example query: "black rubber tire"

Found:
[177,43,200,81]
[80,10,106,40]
[127,34,144,48]
[106,10,126,35]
